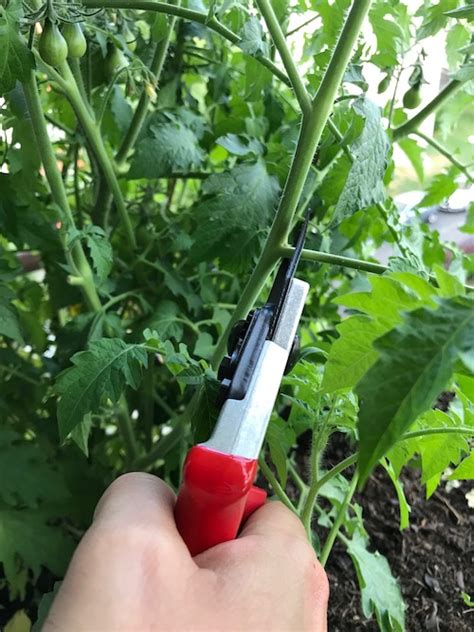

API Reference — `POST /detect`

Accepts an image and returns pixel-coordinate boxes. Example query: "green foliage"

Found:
[347,532,405,632]
[0,0,34,94]
[56,339,149,440]
[1,1,473,629]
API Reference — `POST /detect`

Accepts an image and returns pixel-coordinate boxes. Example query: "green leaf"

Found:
[56,339,149,440]
[190,161,280,270]
[0,504,74,599]
[357,297,474,484]
[322,315,386,393]
[398,138,424,182]
[416,0,457,40]
[347,532,405,632]
[128,117,204,179]
[239,17,268,56]
[0,2,35,95]
[420,172,458,207]
[216,133,263,157]
[448,451,474,480]
[433,264,465,298]
[454,62,474,82]
[333,99,390,223]
[85,226,113,281]
[445,6,474,20]
[144,300,184,341]
[0,287,23,343]
[266,416,295,487]
[0,429,68,507]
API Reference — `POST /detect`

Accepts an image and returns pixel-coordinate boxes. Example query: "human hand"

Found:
[45,473,329,631]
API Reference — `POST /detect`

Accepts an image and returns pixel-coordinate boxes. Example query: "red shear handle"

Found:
[175,445,267,556]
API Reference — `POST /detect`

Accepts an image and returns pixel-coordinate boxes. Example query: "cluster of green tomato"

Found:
[38,18,136,80]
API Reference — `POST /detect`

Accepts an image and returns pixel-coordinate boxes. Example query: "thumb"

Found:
[239,500,308,542]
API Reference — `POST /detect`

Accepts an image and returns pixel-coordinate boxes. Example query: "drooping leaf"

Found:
[332,99,390,223]
[0,1,35,95]
[347,532,405,632]
[357,297,474,484]
[190,161,279,270]
[56,339,149,440]
[416,0,457,40]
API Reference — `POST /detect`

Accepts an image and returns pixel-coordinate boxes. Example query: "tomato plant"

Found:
[0,0,473,629]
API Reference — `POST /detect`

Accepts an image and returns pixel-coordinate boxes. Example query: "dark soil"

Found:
[318,434,474,631]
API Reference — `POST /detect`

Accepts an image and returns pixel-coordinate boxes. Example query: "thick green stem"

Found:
[320,471,358,566]
[411,130,474,183]
[256,0,311,115]
[58,61,137,249]
[392,79,463,140]
[81,0,288,84]
[211,0,374,367]
[21,72,102,312]
[282,246,388,275]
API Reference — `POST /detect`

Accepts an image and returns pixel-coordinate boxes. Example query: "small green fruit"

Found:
[403,86,422,109]
[62,22,87,58]
[104,44,129,80]
[39,19,68,66]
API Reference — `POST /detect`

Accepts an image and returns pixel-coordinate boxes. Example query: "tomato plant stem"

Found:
[58,61,137,250]
[133,417,186,470]
[281,246,388,274]
[116,11,179,165]
[320,471,359,566]
[21,72,102,312]
[411,130,474,183]
[392,79,463,140]
[82,0,288,84]
[258,455,297,513]
[212,0,374,367]
[256,0,311,116]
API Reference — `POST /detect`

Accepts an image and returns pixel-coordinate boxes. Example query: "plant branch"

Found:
[212,0,373,367]
[392,79,463,140]
[256,0,311,116]
[21,72,102,312]
[81,0,288,84]
[116,8,180,165]
[258,455,297,513]
[282,246,388,274]
[411,130,474,183]
[402,426,474,441]
[320,470,358,566]
[58,61,137,249]
[116,395,140,466]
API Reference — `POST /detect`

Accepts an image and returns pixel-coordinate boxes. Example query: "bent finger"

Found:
[239,500,308,542]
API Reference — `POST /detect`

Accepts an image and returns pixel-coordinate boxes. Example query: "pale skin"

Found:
[45,473,329,631]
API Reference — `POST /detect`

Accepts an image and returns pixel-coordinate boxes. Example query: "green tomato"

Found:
[403,86,422,109]
[39,19,68,67]
[104,44,129,80]
[122,23,137,52]
[62,22,87,58]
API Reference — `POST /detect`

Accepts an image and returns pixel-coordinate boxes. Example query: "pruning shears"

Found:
[175,217,310,556]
